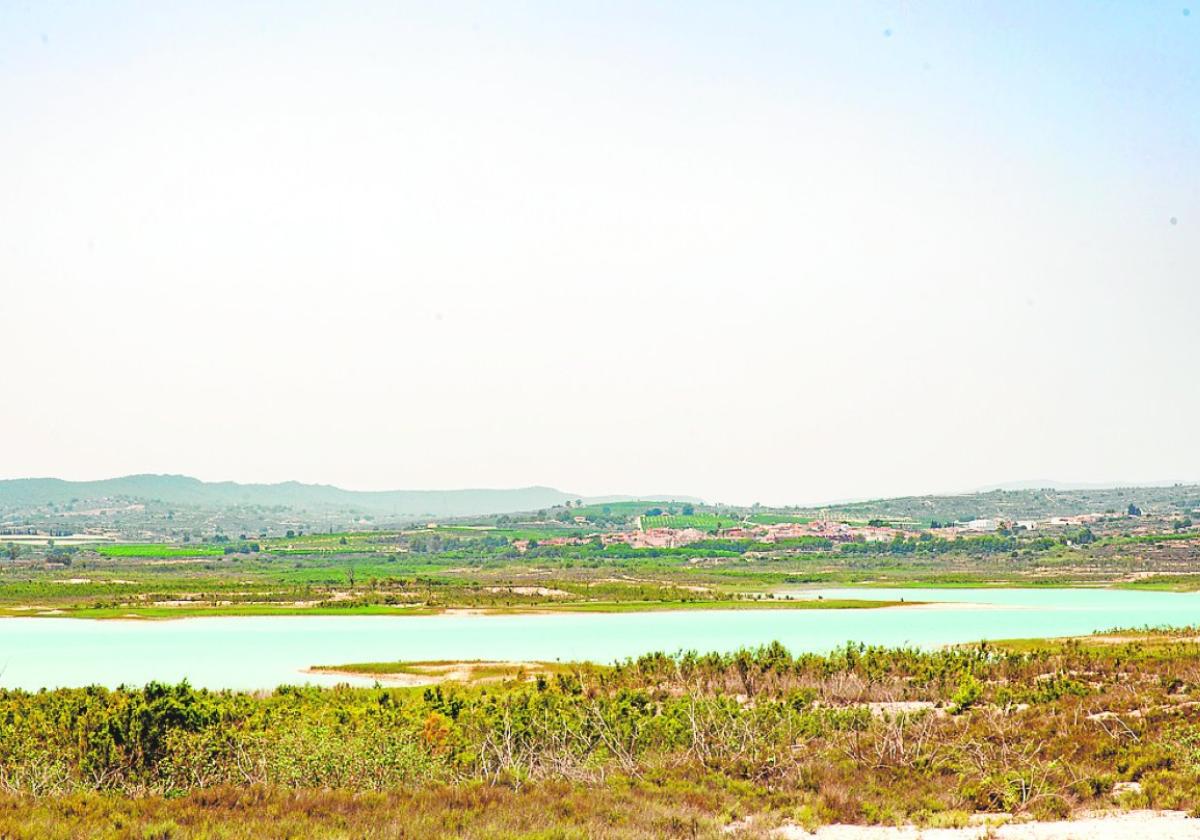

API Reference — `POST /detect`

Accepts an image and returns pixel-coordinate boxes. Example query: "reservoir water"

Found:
[3,587,1198,690]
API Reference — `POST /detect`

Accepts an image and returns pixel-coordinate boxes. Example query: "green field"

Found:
[570,500,672,517]
[95,544,223,558]
[641,514,740,531]
[747,513,812,525]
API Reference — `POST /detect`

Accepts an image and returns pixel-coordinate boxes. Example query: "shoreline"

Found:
[8,581,1200,622]
[0,597,913,621]
[303,659,571,686]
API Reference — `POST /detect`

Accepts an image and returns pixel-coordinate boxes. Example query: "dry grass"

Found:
[0,781,756,839]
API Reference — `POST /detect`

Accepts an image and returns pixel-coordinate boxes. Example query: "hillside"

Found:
[800,484,1200,524]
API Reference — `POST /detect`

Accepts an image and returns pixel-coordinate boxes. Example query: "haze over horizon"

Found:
[4,471,1199,513]
[3,2,1197,506]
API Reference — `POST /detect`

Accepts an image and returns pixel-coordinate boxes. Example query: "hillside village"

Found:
[508,509,1175,553]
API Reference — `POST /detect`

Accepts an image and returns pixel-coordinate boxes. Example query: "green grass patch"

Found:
[95,544,223,558]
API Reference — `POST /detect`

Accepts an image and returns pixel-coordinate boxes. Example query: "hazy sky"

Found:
[2,2,1197,505]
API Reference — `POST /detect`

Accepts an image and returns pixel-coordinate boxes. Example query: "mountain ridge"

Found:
[0,474,701,518]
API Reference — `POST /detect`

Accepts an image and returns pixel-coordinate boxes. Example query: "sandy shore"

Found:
[305,660,553,686]
[304,667,435,686]
[774,810,1200,838]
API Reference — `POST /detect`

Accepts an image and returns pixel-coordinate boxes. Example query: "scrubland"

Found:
[5,634,1200,837]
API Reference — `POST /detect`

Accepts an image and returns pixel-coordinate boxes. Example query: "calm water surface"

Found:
[3,587,1198,690]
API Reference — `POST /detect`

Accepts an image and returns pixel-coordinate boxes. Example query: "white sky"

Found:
[2,3,1197,505]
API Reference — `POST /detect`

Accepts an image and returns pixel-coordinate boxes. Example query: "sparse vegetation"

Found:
[5,634,1200,835]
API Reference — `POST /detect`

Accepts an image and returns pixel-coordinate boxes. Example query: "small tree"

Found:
[950,673,983,714]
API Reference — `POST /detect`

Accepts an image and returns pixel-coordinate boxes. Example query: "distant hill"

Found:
[8,473,1193,525]
[802,484,1200,524]
[0,475,582,518]
[971,479,1198,493]
[0,475,705,519]
[581,493,704,506]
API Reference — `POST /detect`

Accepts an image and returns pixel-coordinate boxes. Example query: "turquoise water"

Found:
[2,587,1198,690]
